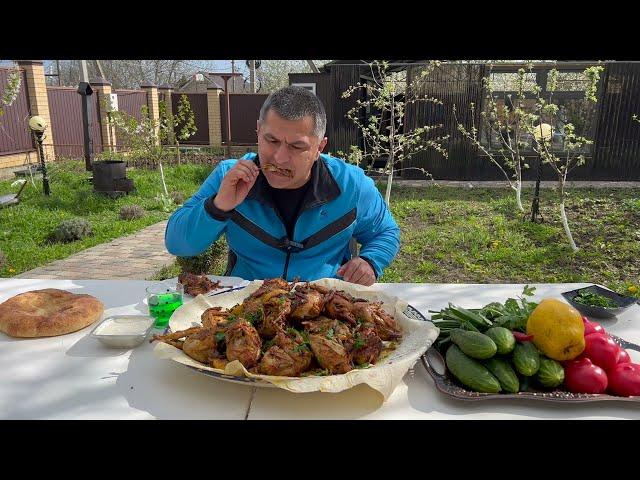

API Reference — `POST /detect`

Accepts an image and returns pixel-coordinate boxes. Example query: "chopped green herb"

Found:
[215,332,225,342]
[245,309,263,325]
[353,334,366,349]
[286,327,300,337]
[574,290,618,308]
[326,328,334,339]
[262,338,276,351]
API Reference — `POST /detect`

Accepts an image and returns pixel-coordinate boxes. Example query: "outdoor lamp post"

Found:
[530,123,552,222]
[29,115,51,196]
[219,74,234,158]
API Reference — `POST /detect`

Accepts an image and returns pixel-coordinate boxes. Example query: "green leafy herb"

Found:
[429,285,539,344]
[262,338,276,351]
[574,290,617,308]
[286,327,300,338]
[215,332,225,342]
[245,309,263,325]
[325,328,335,339]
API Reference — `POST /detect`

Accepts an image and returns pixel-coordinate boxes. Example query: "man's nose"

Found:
[272,143,290,164]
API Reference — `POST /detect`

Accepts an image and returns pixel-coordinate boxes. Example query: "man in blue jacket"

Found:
[165,86,400,286]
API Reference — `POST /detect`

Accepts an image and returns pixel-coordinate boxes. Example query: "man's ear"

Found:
[318,137,328,154]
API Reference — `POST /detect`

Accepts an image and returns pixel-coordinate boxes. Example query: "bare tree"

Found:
[341,60,449,205]
[52,60,196,89]
[455,64,537,212]
[525,65,604,251]
[0,66,21,119]
[256,60,332,93]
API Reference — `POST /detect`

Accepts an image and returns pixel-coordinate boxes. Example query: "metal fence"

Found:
[220,93,268,144]
[324,61,640,181]
[113,89,147,122]
[47,86,103,158]
[172,93,209,144]
[0,67,34,155]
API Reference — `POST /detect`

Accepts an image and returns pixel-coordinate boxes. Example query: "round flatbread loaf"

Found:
[0,288,104,338]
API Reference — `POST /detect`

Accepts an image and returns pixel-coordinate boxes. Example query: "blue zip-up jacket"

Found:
[165,153,400,281]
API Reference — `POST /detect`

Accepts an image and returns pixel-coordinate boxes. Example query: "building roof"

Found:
[176,71,244,91]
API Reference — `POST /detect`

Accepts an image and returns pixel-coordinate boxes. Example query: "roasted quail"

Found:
[257,292,291,338]
[352,301,402,341]
[289,283,327,321]
[308,333,353,374]
[225,320,262,369]
[323,290,358,325]
[349,325,384,365]
[178,272,225,296]
[151,278,403,377]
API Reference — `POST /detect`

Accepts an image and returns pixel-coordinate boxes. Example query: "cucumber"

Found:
[445,344,502,393]
[483,357,520,393]
[519,375,532,392]
[450,329,497,359]
[513,341,540,377]
[535,357,565,388]
[484,327,516,355]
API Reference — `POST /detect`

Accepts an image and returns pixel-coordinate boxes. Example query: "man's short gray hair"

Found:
[258,86,327,138]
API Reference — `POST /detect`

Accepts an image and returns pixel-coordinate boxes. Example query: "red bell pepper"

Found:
[512,331,534,342]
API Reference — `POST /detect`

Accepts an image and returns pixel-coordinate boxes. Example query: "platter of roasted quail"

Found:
[151,278,403,378]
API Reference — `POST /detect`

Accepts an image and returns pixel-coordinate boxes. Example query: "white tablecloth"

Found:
[1,278,638,419]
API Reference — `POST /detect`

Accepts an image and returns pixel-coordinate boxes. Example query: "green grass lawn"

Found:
[379,185,640,296]
[2,160,639,298]
[0,160,213,277]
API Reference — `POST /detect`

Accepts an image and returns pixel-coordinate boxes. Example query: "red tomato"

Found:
[617,348,632,364]
[583,333,620,372]
[563,357,608,394]
[582,316,605,336]
[607,363,640,397]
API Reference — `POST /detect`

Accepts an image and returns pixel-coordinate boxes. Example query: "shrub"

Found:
[119,204,146,220]
[51,218,93,243]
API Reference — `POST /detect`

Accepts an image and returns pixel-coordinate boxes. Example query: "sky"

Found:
[0,59,252,76]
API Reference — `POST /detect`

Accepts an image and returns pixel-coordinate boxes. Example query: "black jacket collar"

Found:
[246,154,341,212]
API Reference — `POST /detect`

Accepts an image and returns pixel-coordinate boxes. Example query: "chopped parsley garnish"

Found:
[353,335,366,349]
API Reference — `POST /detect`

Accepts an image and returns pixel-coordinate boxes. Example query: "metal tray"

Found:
[421,334,640,403]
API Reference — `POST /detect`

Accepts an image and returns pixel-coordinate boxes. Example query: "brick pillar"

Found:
[158,84,174,144]
[141,83,160,144]
[17,60,55,158]
[90,77,116,152]
[207,86,223,148]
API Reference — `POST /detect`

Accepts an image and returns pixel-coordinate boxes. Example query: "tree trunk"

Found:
[385,95,395,206]
[159,162,168,196]
[558,182,578,251]
[515,180,524,212]
[384,167,393,206]
[559,202,578,251]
